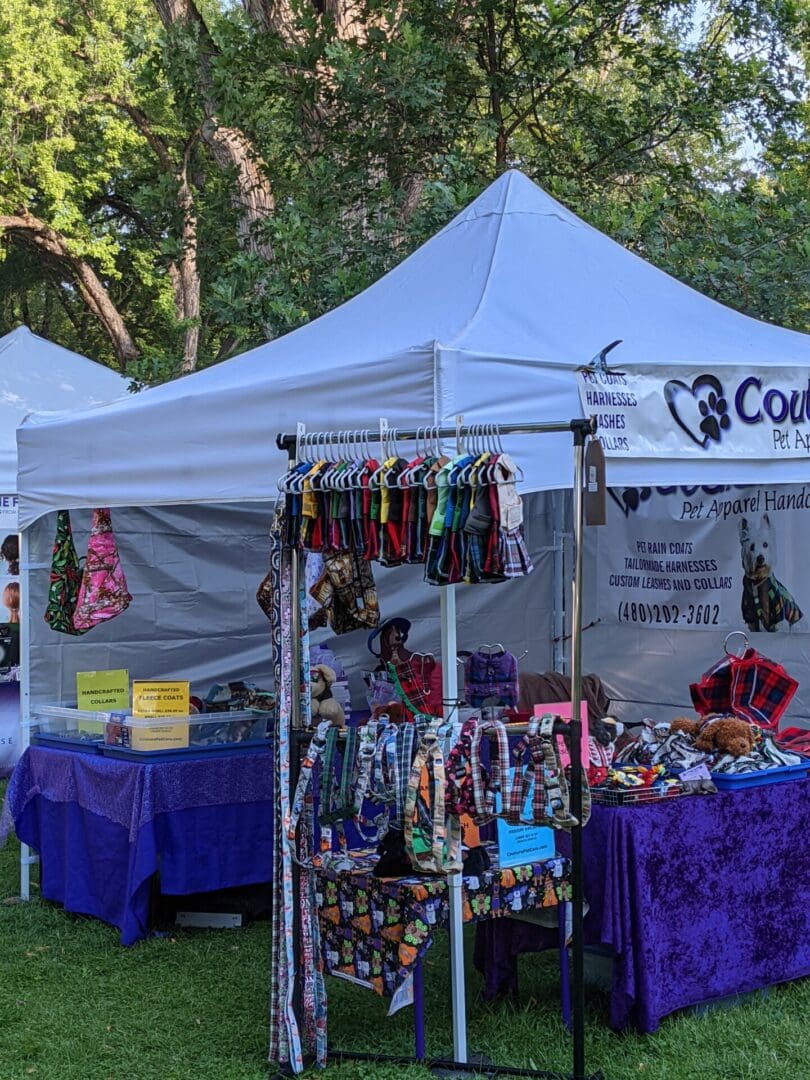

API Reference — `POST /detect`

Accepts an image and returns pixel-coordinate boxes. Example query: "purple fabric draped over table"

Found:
[2,745,274,945]
[475,779,810,1032]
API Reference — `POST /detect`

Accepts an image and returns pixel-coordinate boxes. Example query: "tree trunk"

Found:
[153,0,275,259]
[171,156,201,374]
[0,214,138,370]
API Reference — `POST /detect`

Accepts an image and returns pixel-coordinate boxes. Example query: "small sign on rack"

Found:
[495,774,556,868]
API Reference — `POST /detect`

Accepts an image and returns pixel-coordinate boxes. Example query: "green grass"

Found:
[1,779,808,1080]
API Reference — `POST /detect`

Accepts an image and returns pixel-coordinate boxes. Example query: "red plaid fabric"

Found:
[777,727,810,754]
[689,655,733,716]
[691,648,798,730]
[730,652,798,730]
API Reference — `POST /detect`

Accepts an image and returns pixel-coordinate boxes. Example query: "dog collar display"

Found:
[507,714,589,830]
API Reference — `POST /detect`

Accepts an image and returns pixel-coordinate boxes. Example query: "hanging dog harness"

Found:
[507,715,589,830]
[469,716,511,825]
[404,717,462,874]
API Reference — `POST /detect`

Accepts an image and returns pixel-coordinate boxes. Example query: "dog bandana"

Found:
[73,508,132,631]
[44,510,89,636]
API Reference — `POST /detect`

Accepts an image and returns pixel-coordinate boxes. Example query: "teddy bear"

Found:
[671,714,757,758]
[310,664,345,726]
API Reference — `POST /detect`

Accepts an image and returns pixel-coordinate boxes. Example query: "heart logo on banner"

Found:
[663,374,731,449]
[608,488,652,517]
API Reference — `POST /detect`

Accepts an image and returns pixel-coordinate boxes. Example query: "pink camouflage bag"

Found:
[72,508,132,631]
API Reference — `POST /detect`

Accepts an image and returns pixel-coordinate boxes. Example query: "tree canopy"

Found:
[0,0,807,377]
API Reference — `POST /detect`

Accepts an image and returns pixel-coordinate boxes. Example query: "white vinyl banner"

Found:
[577,367,810,459]
[599,485,810,633]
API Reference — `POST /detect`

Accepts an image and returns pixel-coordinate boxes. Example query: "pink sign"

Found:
[532,702,589,768]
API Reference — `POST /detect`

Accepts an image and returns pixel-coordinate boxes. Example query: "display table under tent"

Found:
[476,778,810,1033]
[1,744,274,944]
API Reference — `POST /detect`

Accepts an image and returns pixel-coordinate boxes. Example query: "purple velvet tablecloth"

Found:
[475,779,810,1032]
[2,745,274,945]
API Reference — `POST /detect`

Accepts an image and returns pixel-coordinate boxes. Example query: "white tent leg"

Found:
[552,491,566,674]
[440,585,467,1063]
[19,527,35,900]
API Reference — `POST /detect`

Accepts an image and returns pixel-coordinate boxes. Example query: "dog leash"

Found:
[444,716,479,817]
[507,714,589,830]
[286,720,333,865]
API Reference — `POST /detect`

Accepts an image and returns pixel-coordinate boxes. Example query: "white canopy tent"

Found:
[0,325,127,497]
[0,326,127,775]
[13,170,810,728]
[17,169,810,528]
[11,176,810,1038]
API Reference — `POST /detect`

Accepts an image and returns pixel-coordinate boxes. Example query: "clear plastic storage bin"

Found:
[29,703,269,756]
[29,702,110,751]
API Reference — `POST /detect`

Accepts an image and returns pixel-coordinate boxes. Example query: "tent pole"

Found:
[552,492,566,674]
[441,584,467,1064]
[569,429,587,1080]
[18,526,34,901]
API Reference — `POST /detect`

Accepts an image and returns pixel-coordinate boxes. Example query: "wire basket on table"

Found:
[591,784,683,807]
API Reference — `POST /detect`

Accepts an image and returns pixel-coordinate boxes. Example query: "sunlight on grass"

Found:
[2,779,809,1080]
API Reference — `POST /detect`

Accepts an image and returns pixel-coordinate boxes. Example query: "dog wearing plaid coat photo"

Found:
[739,514,804,633]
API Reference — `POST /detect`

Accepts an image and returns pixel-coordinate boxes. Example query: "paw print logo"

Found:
[608,487,652,517]
[698,387,731,444]
[664,375,732,450]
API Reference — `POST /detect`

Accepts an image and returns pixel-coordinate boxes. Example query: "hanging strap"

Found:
[444,716,478,817]
[507,714,584,830]
[404,718,462,874]
[286,720,332,849]
[318,725,359,827]
[469,716,511,825]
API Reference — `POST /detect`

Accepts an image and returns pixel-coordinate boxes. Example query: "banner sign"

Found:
[577,367,810,459]
[599,484,809,633]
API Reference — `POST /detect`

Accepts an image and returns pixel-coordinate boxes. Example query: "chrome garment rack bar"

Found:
[275,414,601,1080]
[276,417,594,455]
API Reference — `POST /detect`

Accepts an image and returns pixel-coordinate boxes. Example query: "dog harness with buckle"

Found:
[507,714,589,830]
[404,717,463,874]
[469,716,511,825]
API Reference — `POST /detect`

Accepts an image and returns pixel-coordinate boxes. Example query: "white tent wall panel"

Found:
[28,504,277,703]
[580,514,810,728]
[19,170,810,530]
[27,494,558,708]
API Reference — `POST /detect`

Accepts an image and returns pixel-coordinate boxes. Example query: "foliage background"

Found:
[0,0,807,381]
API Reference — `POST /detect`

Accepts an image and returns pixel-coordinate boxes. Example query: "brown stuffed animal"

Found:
[670,714,756,757]
[670,716,701,738]
[694,716,757,757]
[371,701,408,725]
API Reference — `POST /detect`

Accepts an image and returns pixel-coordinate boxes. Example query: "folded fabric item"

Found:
[712,734,802,774]
[730,652,798,730]
[690,648,797,729]
[44,509,89,636]
[518,671,610,724]
[73,508,132,630]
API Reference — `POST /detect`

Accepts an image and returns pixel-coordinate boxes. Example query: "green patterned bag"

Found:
[44,510,89,636]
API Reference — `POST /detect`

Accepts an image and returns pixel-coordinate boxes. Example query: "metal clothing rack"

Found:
[275,416,601,1080]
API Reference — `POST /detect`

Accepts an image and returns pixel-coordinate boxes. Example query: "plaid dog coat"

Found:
[742,571,802,630]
